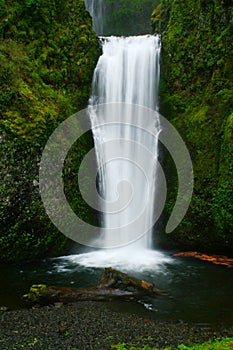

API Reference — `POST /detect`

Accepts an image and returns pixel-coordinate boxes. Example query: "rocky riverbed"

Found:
[1,301,233,349]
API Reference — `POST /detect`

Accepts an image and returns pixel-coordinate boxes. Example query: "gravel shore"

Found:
[1,301,233,349]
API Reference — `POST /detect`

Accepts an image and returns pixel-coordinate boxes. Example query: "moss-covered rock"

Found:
[152,0,233,252]
[0,0,100,263]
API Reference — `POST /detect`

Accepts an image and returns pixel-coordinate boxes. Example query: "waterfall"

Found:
[88,35,161,249]
[84,0,104,35]
[68,0,173,270]
[90,36,160,109]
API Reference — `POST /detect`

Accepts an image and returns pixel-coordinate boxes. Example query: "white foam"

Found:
[56,248,173,273]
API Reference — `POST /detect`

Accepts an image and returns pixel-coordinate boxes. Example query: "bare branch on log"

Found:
[173,251,233,268]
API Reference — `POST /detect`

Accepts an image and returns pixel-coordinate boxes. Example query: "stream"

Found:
[1,248,233,326]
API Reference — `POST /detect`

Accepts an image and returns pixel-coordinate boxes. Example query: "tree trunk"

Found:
[23,267,170,305]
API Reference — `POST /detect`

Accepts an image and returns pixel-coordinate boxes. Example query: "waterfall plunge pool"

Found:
[1,248,233,326]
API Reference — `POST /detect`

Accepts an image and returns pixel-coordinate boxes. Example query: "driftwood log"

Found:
[173,251,233,268]
[23,267,170,305]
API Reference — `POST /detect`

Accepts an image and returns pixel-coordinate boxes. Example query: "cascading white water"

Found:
[60,1,173,270]
[84,0,104,35]
[89,35,161,249]
[90,35,160,109]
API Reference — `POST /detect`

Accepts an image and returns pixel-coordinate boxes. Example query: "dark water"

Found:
[1,250,233,326]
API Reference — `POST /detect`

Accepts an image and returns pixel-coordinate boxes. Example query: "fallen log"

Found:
[173,251,233,268]
[23,267,170,305]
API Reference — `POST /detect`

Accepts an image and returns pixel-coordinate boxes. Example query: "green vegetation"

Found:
[152,0,233,252]
[0,0,100,263]
[111,338,233,349]
[1,0,232,262]
[9,337,42,349]
[4,337,233,350]
[177,337,233,350]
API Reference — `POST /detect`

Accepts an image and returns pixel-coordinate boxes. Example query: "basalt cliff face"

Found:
[0,0,100,262]
[152,0,233,252]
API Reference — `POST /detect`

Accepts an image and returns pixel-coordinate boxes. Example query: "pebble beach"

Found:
[1,301,233,349]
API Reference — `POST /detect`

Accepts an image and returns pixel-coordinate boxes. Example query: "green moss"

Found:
[152,0,233,251]
[24,284,47,301]
[177,338,233,350]
[0,0,100,263]
[0,0,100,142]
[110,338,233,350]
